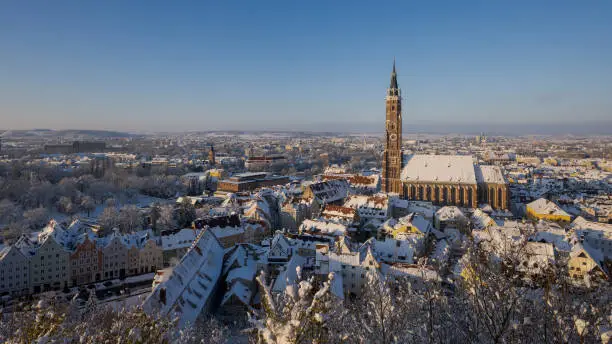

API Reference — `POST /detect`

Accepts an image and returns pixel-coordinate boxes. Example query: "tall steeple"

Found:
[390,57,398,89]
[382,59,403,196]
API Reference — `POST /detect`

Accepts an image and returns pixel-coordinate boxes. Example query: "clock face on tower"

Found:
[389,133,397,141]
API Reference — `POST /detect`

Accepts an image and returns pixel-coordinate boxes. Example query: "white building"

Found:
[0,245,30,295]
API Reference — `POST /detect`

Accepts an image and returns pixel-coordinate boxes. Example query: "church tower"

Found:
[382,60,403,195]
[208,144,216,165]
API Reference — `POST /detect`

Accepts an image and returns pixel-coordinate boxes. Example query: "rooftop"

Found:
[401,155,476,184]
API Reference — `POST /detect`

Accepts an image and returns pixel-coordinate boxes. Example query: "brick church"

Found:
[381,61,508,210]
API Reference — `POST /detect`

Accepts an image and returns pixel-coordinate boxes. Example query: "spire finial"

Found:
[390,58,398,89]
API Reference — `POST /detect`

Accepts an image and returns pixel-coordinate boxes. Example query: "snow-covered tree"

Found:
[119,204,144,233]
[23,206,49,229]
[99,206,120,232]
[80,195,96,217]
[158,204,177,231]
[249,269,342,344]
[176,198,196,228]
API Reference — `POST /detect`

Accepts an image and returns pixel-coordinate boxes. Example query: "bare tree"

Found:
[23,207,49,230]
[99,206,120,232]
[119,204,143,233]
[80,195,96,217]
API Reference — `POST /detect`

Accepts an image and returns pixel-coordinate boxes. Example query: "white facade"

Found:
[0,246,30,295]
[29,236,71,292]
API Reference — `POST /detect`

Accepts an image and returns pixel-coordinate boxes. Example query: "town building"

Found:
[70,236,103,286]
[245,155,287,171]
[143,230,224,327]
[217,172,289,193]
[526,198,571,223]
[0,246,30,295]
[100,231,129,280]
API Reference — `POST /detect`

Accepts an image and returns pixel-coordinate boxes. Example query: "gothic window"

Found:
[468,188,473,207]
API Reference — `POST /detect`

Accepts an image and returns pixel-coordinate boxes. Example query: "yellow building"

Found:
[568,244,607,281]
[526,198,571,223]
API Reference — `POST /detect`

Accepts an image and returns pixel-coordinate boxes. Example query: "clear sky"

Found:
[1,1,611,132]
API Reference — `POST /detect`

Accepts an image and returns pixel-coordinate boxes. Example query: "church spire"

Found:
[390,58,398,89]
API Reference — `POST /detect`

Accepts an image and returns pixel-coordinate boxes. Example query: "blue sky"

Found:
[1,1,611,132]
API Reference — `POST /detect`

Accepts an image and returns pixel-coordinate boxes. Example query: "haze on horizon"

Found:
[1,1,611,133]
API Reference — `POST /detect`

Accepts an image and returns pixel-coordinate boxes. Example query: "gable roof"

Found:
[401,155,476,184]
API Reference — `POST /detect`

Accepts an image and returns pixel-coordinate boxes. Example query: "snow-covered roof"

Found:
[570,216,612,235]
[471,209,496,230]
[300,219,347,237]
[143,230,224,328]
[435,206,466,222]
[362,237,414,264]
[344,194,389,210]
[307,179,349,204]
[527,198,570,217]
[401,155,476,184]
[161,228,199,251]
[571,242,605,272]
[208,225,245,239]
[475,165,506,184]
[226,263,257,285]
[221,280,252,306]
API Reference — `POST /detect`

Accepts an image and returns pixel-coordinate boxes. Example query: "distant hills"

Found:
[0,129,135,138]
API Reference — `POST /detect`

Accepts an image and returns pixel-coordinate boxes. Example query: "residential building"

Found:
[526,198,571,223]
[0,246,30,295]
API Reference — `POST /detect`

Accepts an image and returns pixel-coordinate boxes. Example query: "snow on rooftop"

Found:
[363,237,414,264]
[435,206,466,222]
[571,216,612,234]
[527,198,570,217]
[401,155,476,184]
[142,230,224,328]
[208,225,245,239]
[475,165,506,184]
[300,219,348,237]
[221,281,252,306]
[161,228,199,251]
[344,194,389,210]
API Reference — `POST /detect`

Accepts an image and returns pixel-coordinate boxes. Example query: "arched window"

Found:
[459,188,464,206]
[498,188,503,208]
[418,186,424,200]
[451,187,456,204]
[442,187,449,204]
[411,185,417,199]
[426,186,432,201]
[468,188,473,207]
[489,188,495,204]
[434,187,440,202]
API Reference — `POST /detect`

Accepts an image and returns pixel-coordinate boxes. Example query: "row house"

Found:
[70,236,103,286]
[0,246,30,296]
[139,239,164,275]
[6,220,165,294]
[29,232,72,293]
[101,232,129,280]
